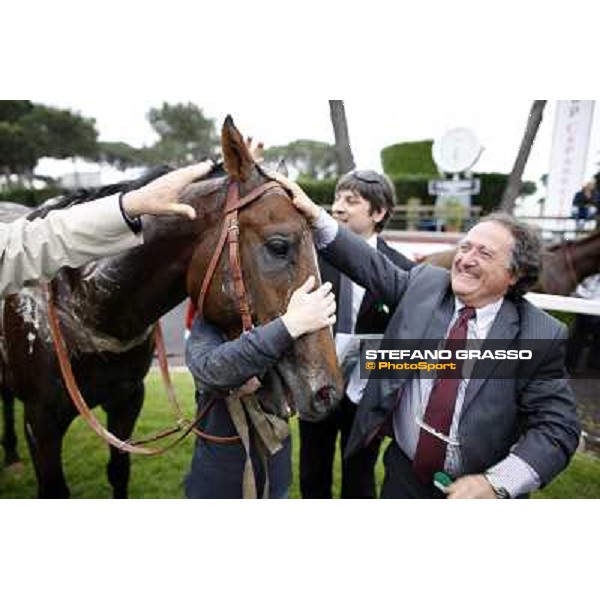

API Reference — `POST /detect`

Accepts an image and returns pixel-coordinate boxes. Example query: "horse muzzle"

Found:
[307,384,340,422]
[275,356,342,422]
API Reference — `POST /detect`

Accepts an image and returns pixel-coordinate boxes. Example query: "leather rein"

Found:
[45,177,286,455]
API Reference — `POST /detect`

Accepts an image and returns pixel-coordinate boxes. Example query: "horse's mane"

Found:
[27,161,226,222]
[26,165,172,221]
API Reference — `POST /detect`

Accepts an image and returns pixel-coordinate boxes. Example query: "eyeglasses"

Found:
[415,413,461,446]
[415,375,462,446]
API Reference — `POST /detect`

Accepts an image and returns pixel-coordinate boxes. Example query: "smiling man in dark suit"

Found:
[274,172,581,500]
[299,170,413,499]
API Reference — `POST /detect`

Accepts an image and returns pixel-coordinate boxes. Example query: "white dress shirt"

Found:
[342,234,377,405]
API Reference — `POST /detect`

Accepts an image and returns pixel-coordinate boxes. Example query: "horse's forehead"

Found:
[182,177,227,205]
[241,193,305,230]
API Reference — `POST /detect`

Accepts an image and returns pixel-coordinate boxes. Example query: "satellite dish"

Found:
[432,128,483,174]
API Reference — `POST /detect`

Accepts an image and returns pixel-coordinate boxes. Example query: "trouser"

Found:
[566,314,600,372]
[185,434,292,499]
[184,393,292,499]
[380,440,445,499]
[299,394,381,498]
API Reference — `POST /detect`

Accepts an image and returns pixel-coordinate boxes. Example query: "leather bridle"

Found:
[196,178,284,332]
[45,176,290,454]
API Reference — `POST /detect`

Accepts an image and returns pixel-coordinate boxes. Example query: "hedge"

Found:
[298,172,512,215]
[381,140,438,176]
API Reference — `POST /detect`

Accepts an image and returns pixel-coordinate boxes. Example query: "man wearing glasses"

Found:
[299,170,413,499]
[274,172,580,499]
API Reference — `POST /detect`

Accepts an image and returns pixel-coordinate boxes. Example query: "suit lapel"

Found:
[423,286,455,342]
[337,274,354,334]
[356,238,394,320]
[357,286,376,322]
[380,282,454,401]
[462,298,519,412]
[319,257,341,334]
[383,287,454,398]
[356,237,382,320]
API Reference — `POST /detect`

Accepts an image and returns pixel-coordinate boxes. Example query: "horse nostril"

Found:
[315,386,337,409]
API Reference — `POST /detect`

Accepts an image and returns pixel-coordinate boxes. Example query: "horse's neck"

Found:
[63,227,196,341]
[573,233,600,280]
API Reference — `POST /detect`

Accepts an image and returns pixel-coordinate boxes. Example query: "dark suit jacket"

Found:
[319,236,413,336]
[320,226,581,486]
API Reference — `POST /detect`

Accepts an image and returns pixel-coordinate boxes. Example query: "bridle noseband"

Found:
[196,178,285,332]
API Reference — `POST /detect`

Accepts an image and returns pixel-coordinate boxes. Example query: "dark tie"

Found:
[412,306,476,485]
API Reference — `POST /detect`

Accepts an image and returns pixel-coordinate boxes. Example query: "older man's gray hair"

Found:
[480,212,542,297]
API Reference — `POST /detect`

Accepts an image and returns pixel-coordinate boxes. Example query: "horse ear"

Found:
[276,159,289,177]
[221,115,254,182]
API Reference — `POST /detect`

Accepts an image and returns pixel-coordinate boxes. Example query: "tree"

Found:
[0,101,99,180]
[0,100,34,123]
[0,121,38,175]
[329,100,355,175]
[0,102,40,177]
[146,102,218,166]
[499,100,546,213]
[264,139,337,179]
[21,105,98,161]
[96,141,146,170]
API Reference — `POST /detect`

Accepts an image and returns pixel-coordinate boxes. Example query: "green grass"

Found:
[1,370,598,499]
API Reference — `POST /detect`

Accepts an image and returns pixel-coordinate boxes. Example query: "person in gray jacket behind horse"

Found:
[185,275,336,499]
[271,172,580,500]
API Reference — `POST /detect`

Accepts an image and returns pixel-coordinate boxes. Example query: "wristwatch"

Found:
[484,472,510,499]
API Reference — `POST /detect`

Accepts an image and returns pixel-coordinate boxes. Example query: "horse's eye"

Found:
[266,239,290,258]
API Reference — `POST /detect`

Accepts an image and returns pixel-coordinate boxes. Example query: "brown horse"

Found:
[0,117,342,498]
[420,230,600,296]
[539,232,600,295]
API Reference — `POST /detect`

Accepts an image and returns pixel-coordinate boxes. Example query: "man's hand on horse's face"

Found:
[121,160,215,220]
[268,172,322,224]
[281,276,336,339]
[246,137,265,164]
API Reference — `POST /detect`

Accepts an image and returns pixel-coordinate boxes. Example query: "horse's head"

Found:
[183,116,342,421]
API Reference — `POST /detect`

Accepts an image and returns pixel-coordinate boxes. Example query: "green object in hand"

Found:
[433,471,453,493]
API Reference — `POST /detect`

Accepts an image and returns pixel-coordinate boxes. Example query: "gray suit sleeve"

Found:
[320,226,410,310]
[511,325,581,485]
[185,317,294,394]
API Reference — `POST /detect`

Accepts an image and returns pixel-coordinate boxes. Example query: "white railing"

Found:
[525,293,600,316]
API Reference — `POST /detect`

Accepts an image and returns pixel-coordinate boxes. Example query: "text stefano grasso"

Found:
[364,349,533,361]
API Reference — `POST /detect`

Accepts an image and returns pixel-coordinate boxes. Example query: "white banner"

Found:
[546,100,595,217]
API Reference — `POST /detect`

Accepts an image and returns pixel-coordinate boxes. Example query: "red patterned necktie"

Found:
[412,306,476,485]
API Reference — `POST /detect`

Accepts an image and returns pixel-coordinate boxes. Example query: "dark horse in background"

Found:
[0,117,342,498]
[0,202,30,468]
[420,230,600,296]
[538,232,600,296]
